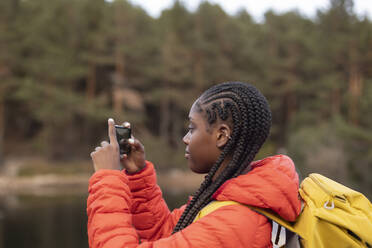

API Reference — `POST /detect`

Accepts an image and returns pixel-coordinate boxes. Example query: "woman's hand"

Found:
[90,118,121,172]
[119,122,146,174]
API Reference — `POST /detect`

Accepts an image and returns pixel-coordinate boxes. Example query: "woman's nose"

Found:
[183,132,190,145]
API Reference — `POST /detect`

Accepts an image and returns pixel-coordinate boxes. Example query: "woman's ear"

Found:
[216,124,231,149]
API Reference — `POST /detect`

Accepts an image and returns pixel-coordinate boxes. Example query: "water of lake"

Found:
[1,190,190,248]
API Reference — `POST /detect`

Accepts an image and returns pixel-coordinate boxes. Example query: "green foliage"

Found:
[0,0,371,197]
[139,132,186,171]
[288,118,372,199]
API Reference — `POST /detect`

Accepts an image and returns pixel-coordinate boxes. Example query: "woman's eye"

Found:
[188,126,194,132]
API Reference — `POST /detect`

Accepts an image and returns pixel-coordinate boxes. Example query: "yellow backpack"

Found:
[194,173,372,248]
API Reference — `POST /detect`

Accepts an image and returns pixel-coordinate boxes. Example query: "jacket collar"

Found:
[212,155,302,221]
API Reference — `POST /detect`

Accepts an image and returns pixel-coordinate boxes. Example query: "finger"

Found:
[122,121,131,128]
[108,118,117,145]
[95,146,102,151]
[101,141,109,147]
[120,154,127,160]
[128,138,135,145]
[128,138,144,151]
[128,138,136,150]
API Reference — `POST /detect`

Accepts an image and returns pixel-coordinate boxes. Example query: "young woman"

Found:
[88,82,302,248]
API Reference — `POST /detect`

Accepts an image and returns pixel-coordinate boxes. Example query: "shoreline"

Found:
[0,170,204,196]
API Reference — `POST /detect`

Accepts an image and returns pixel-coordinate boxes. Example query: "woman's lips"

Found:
[185,152,190,159]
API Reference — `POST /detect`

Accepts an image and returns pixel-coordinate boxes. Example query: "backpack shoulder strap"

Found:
[193,200,239,223]
[194,201,301,247]
[246,206,297,234]
[246,206,302,248]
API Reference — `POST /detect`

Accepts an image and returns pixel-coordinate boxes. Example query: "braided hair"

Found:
[172,81,272,233]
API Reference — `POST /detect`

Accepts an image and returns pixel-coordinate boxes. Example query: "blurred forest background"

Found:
[0,0,371,198]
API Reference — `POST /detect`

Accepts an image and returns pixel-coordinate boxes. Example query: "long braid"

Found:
[173,82,271,233]
[172,151,226,232]
[173,98,241,233]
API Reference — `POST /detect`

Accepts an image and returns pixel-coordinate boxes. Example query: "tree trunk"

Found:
[160,96,170,144]
[83,64,96,150]
[0,63,10,166]
[286,76,297,123]
[194,53,204,90]
[113,3,127,115]
[331,88,341,116]
[86,63,96,100]
[348,65,363,125]
[0,99,4,165]
[43,83,59,159]
[171,104,183,148]
[194,14,204,91]
[112,50,125,114]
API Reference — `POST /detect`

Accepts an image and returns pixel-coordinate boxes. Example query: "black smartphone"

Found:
[115,124,132,155]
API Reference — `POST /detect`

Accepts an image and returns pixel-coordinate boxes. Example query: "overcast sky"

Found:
[128,0,372,21]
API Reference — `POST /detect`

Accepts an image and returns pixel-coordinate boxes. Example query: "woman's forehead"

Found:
[188,104,205,122]
[188,108,201,121]
[190,99,203,112]
[190,100,198,110]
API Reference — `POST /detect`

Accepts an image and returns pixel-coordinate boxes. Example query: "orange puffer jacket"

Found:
[87,155,301,248]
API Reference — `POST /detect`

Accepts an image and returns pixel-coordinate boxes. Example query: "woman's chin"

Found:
[187,160,208,174]
[187,160,198,173]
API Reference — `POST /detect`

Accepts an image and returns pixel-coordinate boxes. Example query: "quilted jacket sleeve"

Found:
[126,161,185,241]
[87,167,271,248]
